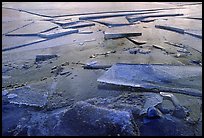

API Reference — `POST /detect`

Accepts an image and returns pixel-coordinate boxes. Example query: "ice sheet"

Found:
[97,63,202,97]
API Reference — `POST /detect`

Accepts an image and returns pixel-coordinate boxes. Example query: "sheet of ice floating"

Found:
[38,28,78,39]
[6,21,58,35]
[97,63,202,97]
[7,86,48,108]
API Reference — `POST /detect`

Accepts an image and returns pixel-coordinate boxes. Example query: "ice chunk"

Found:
[7,93,18,99]
[127,37,147,45]
[140,94,163,115]
[35,54,58,62]
[155,25,185,34]
[104,32,142,39]
[97,63,202,97]
[61,101,139,136]
[147,107,163,118]
[86,61,98,66]
[7,86,48,108]
[2,90,9,96]
[2,75,11,79]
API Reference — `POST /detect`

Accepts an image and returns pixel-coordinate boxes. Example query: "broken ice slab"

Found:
[164,41,185,48]
[35,54,58,62]
[6,86,48,108]
[190,60,202,66]
[97,63,202,97]
[185,17,202,21]
[78,30,93,34]
[160,92,180,107]
[83,65,112,70]
[140,19,156,23]
[155,25,202,39]
[140,94,163,115]
[184,31,202,39]
[126,37,147,45]
[38,28,78,39]
[155,25,185,34]
[7,93,18,99]
[62,22,95,29]
[2,75,11,79]
[92,20,130,28]
[2,90,9,96]
[129,48,151,54]
[62,101,139,136]
[104,32,142,39]
[177,48,190,53]
[138,48,151,54]
[78,38,96,46]
[129,48,140,54]
[160,92,189,119]
[126,13,183,23]
[146,106,163,119]
[152,45,166,51]
[86,61,98,66]
[60,71,72,76]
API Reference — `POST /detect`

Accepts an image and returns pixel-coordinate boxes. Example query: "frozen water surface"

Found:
[2,2,202,136]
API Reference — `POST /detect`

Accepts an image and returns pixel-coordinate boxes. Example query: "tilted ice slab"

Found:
[97,63,202,97]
